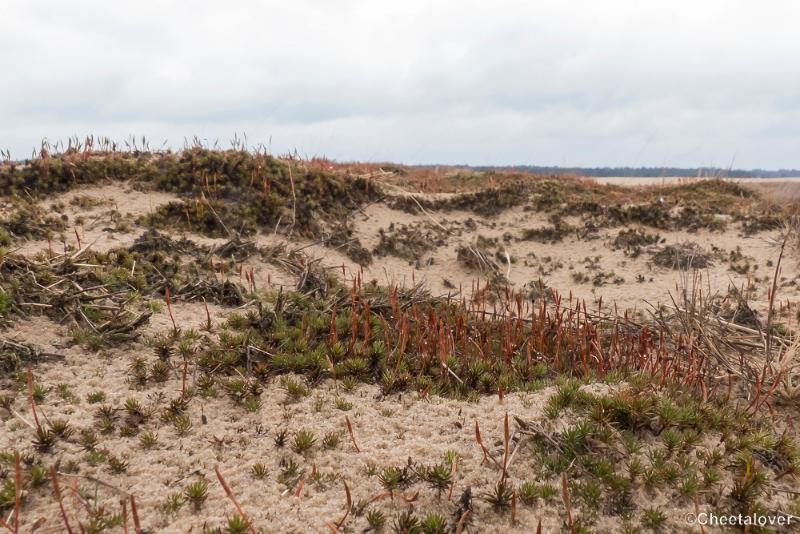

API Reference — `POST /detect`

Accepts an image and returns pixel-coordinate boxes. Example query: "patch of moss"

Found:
[1,149,380,240]
[612,228,661,257]
[650,242,713,270]
[520,221,575,243]
[373,223,442,263]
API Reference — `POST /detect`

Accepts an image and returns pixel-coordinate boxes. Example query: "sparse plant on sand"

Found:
[185,479,209,511]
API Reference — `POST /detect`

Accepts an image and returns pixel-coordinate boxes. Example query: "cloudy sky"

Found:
[1,1,798,168]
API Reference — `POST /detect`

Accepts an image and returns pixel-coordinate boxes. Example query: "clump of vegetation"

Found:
[612,228,661,256]
[395,174,740,226]
[520,221,575,243]
[1,198,66,241]
[292,430,317,454]
[651,242,713,269]
[604,201,673,229]
[740,214,783,235]
[728,246,756,275]
[373,222,443,263]
[185,479,209,511]
[456,245,499,273]
[1,147,380,242]
[326,221,373,266]
[674,205,727,232]
[392,181,527,217]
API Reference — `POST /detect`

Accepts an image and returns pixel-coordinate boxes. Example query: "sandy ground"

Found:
[345,201,799,328]
[11,183,180,257]
[2,178,799,532]
[12,181,800,322]
[0,314,699,533]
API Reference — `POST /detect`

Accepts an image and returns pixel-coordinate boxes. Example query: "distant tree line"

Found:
[463,166,800,178]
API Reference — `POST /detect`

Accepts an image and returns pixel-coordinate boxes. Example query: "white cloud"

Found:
[1,0,798,167]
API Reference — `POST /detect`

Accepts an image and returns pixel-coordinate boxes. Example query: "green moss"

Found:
[0,290,10,316]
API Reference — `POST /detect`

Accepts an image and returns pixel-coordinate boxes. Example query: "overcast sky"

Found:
[1,1,799,168]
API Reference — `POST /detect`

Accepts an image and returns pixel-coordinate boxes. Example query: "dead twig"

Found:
[215,466,257,534]
[345,416,360,452]
[129,495,142,534]
[50,468,74,534]
[333,480,352,530]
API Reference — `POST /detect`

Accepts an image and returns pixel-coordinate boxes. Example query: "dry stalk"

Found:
[345,415,360,452]
[765,235,787,362]
[56,472,132,497]
[448,455,458,501]
[202,296,212,331]
[164,286,178,332]
[129,495,142,534]
[501,412,510,483]
[474,421,502,469]
[409,194,450,234]
[215,466,257,534]
[511,490,517,524]
[369,490,419,503]
[561,473,574,534]
[454,510,471,534]
[50,467,74,534]
[333,480,352,530]
[293,477,305,497]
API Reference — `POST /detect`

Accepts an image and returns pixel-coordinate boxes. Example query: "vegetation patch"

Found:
[391,183,527,217]
[651,242,713,270]
[520,221,575,243]
[373,222,443,263]
[0,148,380,241]
[327,222,373,266]
[612,228,662,257]
[1,198,67,241]
[740,214,784,235]
[456,245,500,274]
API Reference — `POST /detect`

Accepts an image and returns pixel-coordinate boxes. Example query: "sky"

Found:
[1,1,799,169]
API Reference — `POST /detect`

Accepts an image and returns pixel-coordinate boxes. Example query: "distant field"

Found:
[591,176,800,185]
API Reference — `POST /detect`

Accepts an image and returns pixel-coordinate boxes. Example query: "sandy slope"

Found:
[1,177,798,533]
